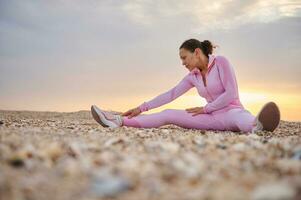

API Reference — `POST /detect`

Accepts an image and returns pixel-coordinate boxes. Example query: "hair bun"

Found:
[180,39,217,57]
[201,40,213,55]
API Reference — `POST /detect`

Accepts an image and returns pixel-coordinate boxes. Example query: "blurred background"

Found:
[0,0,300,121]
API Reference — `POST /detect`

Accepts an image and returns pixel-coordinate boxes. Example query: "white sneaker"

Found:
[91,105,122,128]
[252,102,280,133]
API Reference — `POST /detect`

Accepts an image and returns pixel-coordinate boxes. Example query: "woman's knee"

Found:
[160,109,176,115]
[227,109,255,133]
[235,117,255,133]
[159,109,178,123]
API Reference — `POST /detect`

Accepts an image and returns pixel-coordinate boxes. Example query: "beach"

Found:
[0,110,300,200]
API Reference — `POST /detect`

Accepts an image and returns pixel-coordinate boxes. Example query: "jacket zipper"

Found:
[204,59,215,101]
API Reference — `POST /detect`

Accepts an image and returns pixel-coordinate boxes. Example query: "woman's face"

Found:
[179,48,206,71]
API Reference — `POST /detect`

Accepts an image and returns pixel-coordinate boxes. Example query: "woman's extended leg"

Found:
[122,109,225,130]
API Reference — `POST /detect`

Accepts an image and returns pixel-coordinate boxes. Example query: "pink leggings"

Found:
[122,108,255,133]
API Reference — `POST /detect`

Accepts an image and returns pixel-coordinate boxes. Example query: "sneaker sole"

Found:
[91,105,119,128]
[258,102,280,132]
[91,105,108,127]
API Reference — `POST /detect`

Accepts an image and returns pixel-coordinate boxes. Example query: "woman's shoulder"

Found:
[214,55,232,69]
[215,55,229,63]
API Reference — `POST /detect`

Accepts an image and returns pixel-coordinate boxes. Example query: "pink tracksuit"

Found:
[122,55,255,133]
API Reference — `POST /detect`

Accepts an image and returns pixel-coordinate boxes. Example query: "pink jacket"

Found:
[139,55,244,114]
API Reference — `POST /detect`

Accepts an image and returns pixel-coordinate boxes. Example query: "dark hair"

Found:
[179,39,214,58]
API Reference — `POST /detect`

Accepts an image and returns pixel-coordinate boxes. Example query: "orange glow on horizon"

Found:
[1,90,300,122]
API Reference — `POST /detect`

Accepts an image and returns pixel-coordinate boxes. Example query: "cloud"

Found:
[122,0,301,32]
[0,0,147,57]
[0,0,300,113]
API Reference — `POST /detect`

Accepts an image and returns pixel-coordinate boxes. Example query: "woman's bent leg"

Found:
[221,109,255,133]
[122,109,225,130]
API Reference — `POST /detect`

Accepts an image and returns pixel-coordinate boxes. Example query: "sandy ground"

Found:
[0,110,301,200]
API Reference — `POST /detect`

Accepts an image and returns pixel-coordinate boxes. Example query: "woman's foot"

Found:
[252,102,280,133]
[91,105,122,128]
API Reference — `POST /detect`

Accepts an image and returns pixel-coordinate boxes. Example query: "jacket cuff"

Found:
[203,105,211,114]
[139,102,149,112]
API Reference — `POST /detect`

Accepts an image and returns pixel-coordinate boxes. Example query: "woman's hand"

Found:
[186,107,205,116]
[122,107,142,119]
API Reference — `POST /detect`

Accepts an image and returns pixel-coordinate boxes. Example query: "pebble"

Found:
[251,182,296,200]
[292,149,301,160]
[58,159,81,176]
[232,143,246,152]
[161,142,180,153]
[161,129,170,134]
[104,137,125,147]
[8,156,25,168]
[276,159,301,174]
[193,136,206,148]
[216,144,227,149]
[0,110,300,200]
[43,142,63,162]
[90,172,131,198]
[247,133,260,140]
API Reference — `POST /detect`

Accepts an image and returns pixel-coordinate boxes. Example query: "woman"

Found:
[91,39,280,133]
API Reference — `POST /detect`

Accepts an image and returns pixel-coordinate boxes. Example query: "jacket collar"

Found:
[189,54,216,75]
[207,54,215,71]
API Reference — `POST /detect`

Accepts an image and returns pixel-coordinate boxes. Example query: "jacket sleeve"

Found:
[139,74,194,112]
[203,56,239,114]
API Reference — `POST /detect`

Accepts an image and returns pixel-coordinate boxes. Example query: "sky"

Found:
[0,0,301,121]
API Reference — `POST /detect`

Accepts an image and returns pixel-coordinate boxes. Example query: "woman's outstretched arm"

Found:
[122,74,194,118]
